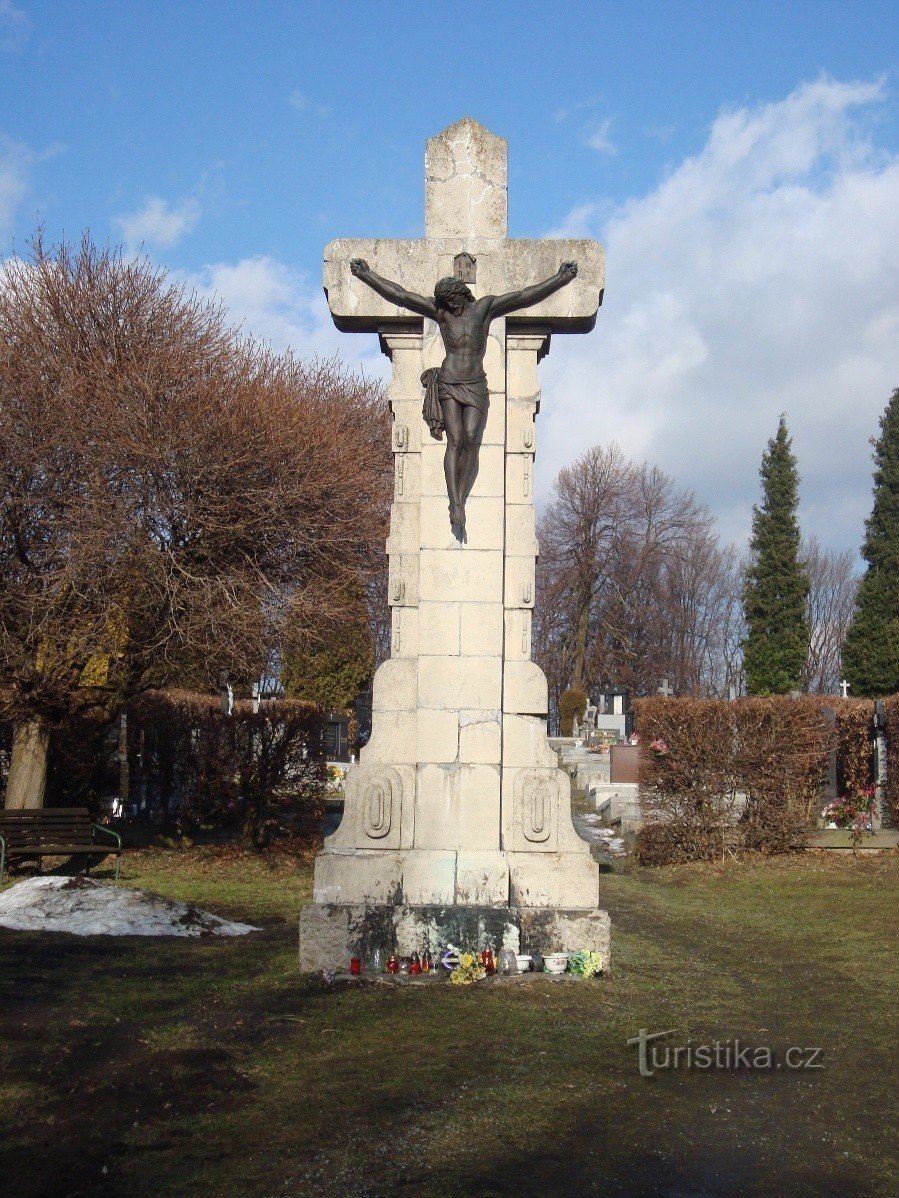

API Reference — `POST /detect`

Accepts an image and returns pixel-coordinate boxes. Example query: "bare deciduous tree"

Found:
[536,442,742,705]
[0,234,391,807]
[801,535,859,694]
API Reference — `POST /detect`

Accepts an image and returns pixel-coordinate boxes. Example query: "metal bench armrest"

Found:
[92,824,123,880]
[92,824,122,849]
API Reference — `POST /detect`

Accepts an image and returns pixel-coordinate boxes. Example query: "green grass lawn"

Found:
[1,846,897,1196]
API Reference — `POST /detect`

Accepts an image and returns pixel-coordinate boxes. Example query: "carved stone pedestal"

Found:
[299,902,611,973]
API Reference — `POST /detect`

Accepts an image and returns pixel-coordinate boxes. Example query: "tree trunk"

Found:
[570,598,591,693]
[5,720,50,809]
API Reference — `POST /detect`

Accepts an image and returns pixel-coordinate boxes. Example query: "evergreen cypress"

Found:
[742,416,810,694]
[842,388,899,696]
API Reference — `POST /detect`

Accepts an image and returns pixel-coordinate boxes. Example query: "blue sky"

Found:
[3,1,899,555]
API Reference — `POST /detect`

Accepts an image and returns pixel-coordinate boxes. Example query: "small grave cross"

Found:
[840,679,851,699]
[657,678,674,698]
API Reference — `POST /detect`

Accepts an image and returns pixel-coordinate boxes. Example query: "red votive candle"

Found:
[350,957,362,975]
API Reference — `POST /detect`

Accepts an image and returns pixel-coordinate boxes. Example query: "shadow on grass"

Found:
[1,852,897,1197]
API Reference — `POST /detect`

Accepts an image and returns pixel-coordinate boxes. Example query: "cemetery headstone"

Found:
[299,119,609,968]
[821,706,838,806]
[874,700,887,829]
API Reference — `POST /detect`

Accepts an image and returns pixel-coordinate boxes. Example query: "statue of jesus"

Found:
[350,257,578,538]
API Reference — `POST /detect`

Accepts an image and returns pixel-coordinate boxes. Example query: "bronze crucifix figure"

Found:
[350,257,578,539]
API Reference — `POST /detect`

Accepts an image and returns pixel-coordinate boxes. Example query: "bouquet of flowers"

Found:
[450,952,487,985]
[823,786,876,847]
[567,950,603,978]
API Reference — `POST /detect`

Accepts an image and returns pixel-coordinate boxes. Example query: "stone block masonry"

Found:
[300,118,609,969]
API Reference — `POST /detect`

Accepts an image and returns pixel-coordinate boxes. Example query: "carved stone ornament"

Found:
[346,764,404,849]
[512,768,562,851]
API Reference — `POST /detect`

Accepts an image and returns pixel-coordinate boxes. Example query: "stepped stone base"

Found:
[299,902,611,972]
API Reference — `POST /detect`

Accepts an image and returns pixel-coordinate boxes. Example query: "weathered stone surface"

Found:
[418,601,460,656]
[503,660,548,715]
[360,710,416,765]
[415,763,501,850]
[393,451,421,504]
[401,850,456,905]
[505,455,535,506]
[312,850,403,906]
[502,714,558,768]
[419,550,503,604]
[504,505,539,556]
[385,502,420,556]
[503,609,532,662]
[507,851,600,909]
[518,908,611,962]
[419,655,502,710]
[387,553,420,608]
[323,237,604,333]
[503,556,536,609]
[417,709,458,764]
[458,713,502,764]
[420,495,504,551]
[389,607,419,658]
[299,903,523,971]
[371,658,417,713]
[425,118,508,240]
[459,603,504,657]
[455,850,509,904]
[298,901,611,972]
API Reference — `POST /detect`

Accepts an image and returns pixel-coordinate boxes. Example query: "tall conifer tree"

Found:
[842,388,899,695]
[742,416,810,694]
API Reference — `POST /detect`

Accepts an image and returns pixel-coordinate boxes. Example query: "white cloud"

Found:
[0,1,28,51]
[179,255,387,380]
[288,89,331,118]
[585,117,618,155]
[0,133,35,239]
[114,194,201,251]
[539,76,899,557]
[554,96,605,124]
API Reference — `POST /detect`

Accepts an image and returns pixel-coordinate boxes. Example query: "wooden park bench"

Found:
[0,808,122,884]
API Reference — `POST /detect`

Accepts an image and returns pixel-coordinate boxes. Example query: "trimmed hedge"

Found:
[633,695,876,863]
[127,689,326,847]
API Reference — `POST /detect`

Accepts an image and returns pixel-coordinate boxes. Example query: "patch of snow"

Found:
[572,814,629,856]
[0,876,259,938]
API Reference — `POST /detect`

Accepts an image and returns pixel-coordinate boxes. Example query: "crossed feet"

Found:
[449,501,466,542]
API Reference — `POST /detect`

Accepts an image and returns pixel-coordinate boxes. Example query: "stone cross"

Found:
[840,679,851,698]
[300,120,608,969]
[657,678,674,698]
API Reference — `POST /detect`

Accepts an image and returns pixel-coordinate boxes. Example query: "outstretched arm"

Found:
[486,261,578,319]
[350,259,437,320]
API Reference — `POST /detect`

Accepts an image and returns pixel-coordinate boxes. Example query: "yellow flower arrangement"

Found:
[450,952,487,985]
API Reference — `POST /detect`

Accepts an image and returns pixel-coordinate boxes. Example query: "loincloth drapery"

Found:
[420,368,489,440]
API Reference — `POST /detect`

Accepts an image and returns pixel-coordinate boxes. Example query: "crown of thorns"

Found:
[433,276,474,307]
